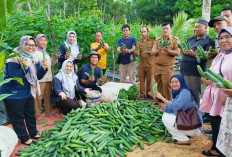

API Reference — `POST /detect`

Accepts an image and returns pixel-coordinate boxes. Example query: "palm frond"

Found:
[172,11,188,36]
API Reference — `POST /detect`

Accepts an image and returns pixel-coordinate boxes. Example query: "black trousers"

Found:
[209,115,222,153]
[56,98,81,115]
[4,96,37,142]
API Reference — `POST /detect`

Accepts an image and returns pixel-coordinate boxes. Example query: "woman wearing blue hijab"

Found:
[153,74,203,145]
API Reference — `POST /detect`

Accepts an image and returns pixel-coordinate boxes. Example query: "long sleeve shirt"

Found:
[0,61,47,99]
[164,89,203,131]
[51,77,85,105]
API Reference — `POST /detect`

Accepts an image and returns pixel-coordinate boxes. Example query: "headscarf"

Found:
[170,74,198,104]
[218,27,232,54]
[55,60,78,99]
[7,36,40,98]
[64,31,79,61]
[35,34,48,55]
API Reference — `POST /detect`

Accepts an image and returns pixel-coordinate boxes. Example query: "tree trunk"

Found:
[202,0,211,22]
[202,0,211,34]
[27,1,32,12]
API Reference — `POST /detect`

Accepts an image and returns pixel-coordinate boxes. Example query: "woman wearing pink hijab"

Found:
[33,34,61,123]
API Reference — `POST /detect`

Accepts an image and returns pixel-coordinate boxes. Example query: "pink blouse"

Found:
[200,53,232,116]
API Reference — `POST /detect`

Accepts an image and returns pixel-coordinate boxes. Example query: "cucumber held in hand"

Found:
[207,69,224,83]
[204,72,220,84]
[85,72,91,78]
[143,44,146,52]
[195,49,201,63]
[43,50,46,60]
[153,83,158,92]
[197,65,206,78]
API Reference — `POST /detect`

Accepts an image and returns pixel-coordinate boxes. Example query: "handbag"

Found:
[175,94,202,130]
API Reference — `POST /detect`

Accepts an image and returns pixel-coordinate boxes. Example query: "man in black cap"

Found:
[79,51,107,92]
[208,16,229,56]
[180,18,215,104]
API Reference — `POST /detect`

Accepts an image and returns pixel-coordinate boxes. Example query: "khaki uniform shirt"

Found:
[152,35,180,66]
[137,37,155,68]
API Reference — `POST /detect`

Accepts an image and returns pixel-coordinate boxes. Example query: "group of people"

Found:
[152,7,232,157]
[0,31,108,145]
[0,5,231,156]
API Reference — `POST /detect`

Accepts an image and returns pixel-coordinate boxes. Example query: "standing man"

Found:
[117,24,137,84]
[91,31,109,74]
[208,16,229,58]
[221,7,232,27]
[151,22,180,101]
[180,18,215,104]
[135,26,155,100]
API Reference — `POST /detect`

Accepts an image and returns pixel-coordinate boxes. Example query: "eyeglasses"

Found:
[25,44,36,48]
[218,36,232,42]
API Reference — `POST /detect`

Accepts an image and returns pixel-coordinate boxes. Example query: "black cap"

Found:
[88,51,101,61]
[196,18,208,26]
[208,16,228,27]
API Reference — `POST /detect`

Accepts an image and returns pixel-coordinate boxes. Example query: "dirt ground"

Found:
[127,124,212,157]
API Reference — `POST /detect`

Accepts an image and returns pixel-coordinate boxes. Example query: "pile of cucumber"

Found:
[17,100,170,157]
[177,42,191,51]
[197,65,232,89]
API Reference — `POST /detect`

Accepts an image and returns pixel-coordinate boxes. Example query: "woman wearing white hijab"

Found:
[52,60,90,115]
[58,31,82,73]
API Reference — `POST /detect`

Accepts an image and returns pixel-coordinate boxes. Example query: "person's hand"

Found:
[77,54,82,60]
[134,51,140,56]
[59,92,67,100]
[202,78,211,85]
[41,59,48,70]
[84,88,92,95]
[55,52,61,59]
[122,49,129,53]
[88,76,95,82]
[185,50,195,56]
[66,51,71,58]
[98,45,103,49]
[21,56,29,70]
[220,88,232,96]
[99,76,107,82]
[145,51,151,55]
[208,51,217,59]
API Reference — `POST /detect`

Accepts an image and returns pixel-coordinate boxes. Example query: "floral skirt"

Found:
[216,97,232,156]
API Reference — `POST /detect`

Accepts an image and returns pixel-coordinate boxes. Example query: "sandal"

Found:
[37,116,45,123]
[173,139,191,145]
[31,134,42,139]
[202,150,219,156]
[21,139,37,146]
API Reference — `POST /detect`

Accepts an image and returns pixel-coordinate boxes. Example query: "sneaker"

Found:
[204,130,213,137]
[138,95,146,100]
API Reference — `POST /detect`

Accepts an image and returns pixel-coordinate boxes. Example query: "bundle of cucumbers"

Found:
[177,42,191,51]
[195,46,208,63]
[120,44,126,54]
[197,65,232,89]
[127,85,139,100]
[65,45,71,52]
[100,41,105,46]
[159,39,171,48]
[118,89,128,100]
[17,100,170,157]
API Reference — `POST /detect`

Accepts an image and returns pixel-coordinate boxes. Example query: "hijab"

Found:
[35,34,48,55]
[64,31,79,61]
[55,60,78,99]
[170,74,198,104]
[8,36,40,98]
[218,27,232,54]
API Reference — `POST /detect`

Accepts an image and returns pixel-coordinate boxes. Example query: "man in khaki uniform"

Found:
[135,26,155,100]
[151,22,180,101]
